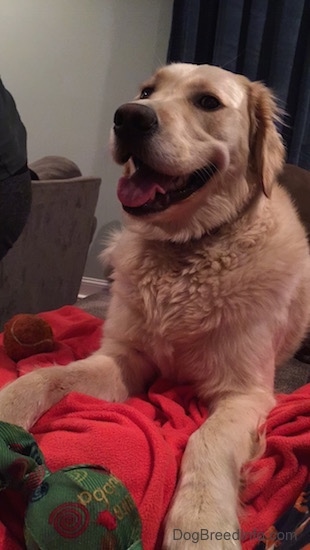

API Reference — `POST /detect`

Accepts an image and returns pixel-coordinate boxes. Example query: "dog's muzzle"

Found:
[113,103,218,217]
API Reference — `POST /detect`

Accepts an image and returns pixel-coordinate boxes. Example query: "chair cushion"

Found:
[29,156,82,180]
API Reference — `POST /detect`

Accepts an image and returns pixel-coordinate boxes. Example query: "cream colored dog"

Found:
[1,64,310,549]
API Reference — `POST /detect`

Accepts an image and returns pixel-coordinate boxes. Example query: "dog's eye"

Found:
[139,87,154,99]
[197,95,221,111]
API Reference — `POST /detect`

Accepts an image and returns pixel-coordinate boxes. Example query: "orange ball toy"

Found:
[3,314,55,362]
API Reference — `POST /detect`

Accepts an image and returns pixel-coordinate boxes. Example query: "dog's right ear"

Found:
[248,82,285,198]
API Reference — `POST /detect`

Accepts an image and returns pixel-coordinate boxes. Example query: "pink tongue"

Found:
[117,166,174,208]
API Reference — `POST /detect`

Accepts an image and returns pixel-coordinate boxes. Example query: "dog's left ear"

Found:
[248,82,285,198]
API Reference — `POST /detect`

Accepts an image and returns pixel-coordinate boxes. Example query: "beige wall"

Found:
[0,0,173,277]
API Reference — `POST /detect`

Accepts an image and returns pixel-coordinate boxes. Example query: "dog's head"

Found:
[110,63,285,242]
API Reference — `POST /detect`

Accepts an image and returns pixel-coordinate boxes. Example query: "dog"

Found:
[0,63,310,549]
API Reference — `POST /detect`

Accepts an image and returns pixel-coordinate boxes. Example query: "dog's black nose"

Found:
[114,103,158,138]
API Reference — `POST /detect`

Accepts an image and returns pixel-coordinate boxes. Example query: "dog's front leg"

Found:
[0,342,155,430]
[163,389,275,549]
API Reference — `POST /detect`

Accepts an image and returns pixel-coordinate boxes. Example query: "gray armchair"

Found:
[0,158,101,330]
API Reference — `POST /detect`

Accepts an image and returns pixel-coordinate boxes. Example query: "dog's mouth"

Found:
[117,157,218,216]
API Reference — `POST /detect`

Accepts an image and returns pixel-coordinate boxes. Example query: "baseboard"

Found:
[78,276,109,298]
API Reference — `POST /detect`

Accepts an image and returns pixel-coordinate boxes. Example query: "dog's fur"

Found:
[1,64,310,549]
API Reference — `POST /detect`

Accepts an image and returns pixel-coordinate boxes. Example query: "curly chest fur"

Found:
[112,233,254,342]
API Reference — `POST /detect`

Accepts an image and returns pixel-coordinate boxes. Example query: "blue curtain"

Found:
[167,0,310,169]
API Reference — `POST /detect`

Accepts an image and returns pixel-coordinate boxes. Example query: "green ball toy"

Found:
[0,422,142,549]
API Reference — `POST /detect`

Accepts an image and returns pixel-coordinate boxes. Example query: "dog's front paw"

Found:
[163,484,241,549]
[0,367,54,429]
[0,385,31,429]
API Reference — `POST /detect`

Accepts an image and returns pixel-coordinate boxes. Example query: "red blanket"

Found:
[0,306,309,549]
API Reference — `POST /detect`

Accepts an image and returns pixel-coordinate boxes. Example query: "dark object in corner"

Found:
[279,164,310,238]
[0,78,32,260]
[279,164,310,364]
